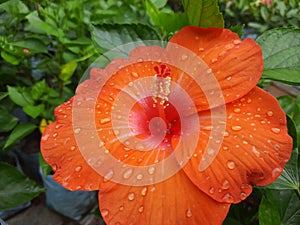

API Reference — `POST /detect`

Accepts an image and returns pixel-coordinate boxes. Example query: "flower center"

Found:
[129,96,181,149]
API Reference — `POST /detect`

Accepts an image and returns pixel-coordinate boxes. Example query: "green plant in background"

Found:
[219,0,300,35]
[0,0,300,224]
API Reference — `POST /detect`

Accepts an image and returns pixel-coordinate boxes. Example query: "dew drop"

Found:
[211,58,218,63]
[42,134,49,141]
[74,128,81,134]
[274,144,281,150]
[141,187,148,196]
[181,54,188,60]
[240,192,247,200]
[136,174,143,180]
[209,187,215,194]
[206,68,212,74]
[70,146,76,151]
[233,39,241,45]
[138,206,144,213]
[252,146,260,157]
[75,166,82,172]
[128,192,135,201]
[267,111,274,117]
[233,108,241,113]
[222,179,230,190]
[100,118,111,124]
[231,125,242,131]
[272,168,282,178]
[226,76,232,81]
[101,209,109,217]
[119,206,124,211]
[123,168,133,179]
[52,133,58,138]
[131,72,139,77]
[186,209,192,218]
[222,193,234,203]
[227,160,235,170]
[271,127,281,134]
[223,146,229,151]
[104,170,114,181]
[198,47,205,52]
[148,166,155,175]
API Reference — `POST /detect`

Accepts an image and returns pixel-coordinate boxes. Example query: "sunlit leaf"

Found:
[257,28,300,85]
[59,61,78,81]
[182,0,224,28]
[23,104,45,119]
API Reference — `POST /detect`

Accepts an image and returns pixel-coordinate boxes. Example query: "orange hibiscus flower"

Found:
[41,26,292,225]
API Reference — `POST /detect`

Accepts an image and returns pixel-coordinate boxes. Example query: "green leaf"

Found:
[264,116,299,190]
[182,0,224,28]
[146,0,188,35]
[23,104,45,119]
[7,86,34,107]
[259,189,300,225]
[257,28,300,85]
[0,92,8,101]
[4,123,37,149]
[0,0,29,16]
[30,79,47,101]
[150,0,168,8]
[59,61,78,81]
[0,162,44,210]
[91,24,161,55]
[0,109,18,133]
[12,38,48,54]
[259,195,281,225]
[26,11,63,37]
[1,51,19,65]
[39,153,52,176]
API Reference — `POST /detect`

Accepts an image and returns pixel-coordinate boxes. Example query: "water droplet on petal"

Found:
[75,166,82,172]
[181,54,188,60]
[271,128,281,134]
[104,170,114,181]
[131,72,139,77]
[240,192,247,200]
[74,128,81,134]
[226,76,232,81]
[136,174,143,180]
[209,187,215,194]
[148,166,155,175]
[252,146,260,157]
[231,125,242,131]
[272,168,282,178]
[222,193,234,203]
[101,209,109,217]
[198,47,205,52]
[267,111,274,116]
[100,118,111,124]
[141,187,148,196]
[227,160,235,169]
[128,192,135,201]
[186,209,192,218]
[123,168,133,179]
[52,133,58,138]
[233,108,241,113]
[233,39,241,45]
[138,206,144,213]
[42,134,49,141]
[119,206,124,211]
[211,58,218,63]
[222,180,230,190]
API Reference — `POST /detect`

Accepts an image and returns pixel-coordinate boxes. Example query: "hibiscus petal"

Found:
[40,98,102,191]
[183,87,293,203]
[98,170,230,225]
[168,26,263,110]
